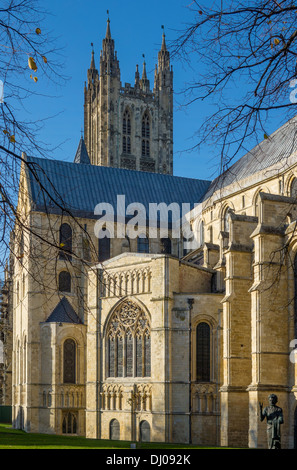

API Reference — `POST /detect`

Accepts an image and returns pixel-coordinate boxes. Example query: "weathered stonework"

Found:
[6,20,297,449]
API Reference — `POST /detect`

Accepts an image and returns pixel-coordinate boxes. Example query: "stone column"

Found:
[220,214,257,447]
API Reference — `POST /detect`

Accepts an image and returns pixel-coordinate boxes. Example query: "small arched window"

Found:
[110,419,120,440]
[58,271,71,293]
[123,110,131,154]
[59,223,72,261]
[139,420,151,442]
[63,339,76,384]
[141,112,150,157]
[196,322,211,382]
[137,235,149,253]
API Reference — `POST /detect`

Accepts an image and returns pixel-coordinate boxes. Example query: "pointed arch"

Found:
[123,108,132,154]
[141,111,150,157]
[105,298,151,378]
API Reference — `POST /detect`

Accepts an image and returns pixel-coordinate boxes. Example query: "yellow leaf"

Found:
[264,134,269,140]
[36,28,41,35]
[28,57,37,72]
[274,38,280,45]
[60,243,65,247]
[33,77,38,83]
[3,130,9,135]
[42,56,47,64]
[10,135,15,143]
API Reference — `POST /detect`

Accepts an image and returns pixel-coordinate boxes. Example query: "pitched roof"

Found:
[24,155,211,219]
[74,137,91,164]
[203,115,297,200]
[45,297,82,324]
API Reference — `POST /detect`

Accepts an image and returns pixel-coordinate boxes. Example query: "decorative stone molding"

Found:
[191,383,217,414]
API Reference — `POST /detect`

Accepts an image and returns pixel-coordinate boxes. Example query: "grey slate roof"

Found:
[45,297,82,324]
[203,116,297,200]
[24,155,211,219]
[74,137,91,164]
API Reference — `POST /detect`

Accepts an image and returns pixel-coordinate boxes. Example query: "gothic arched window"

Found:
[59,223,72,261]
[123,110,131,154]
[63,339,76,384]
[196,322,211,382]
[99,229,111,262]
[106,300,151,378]
[139,420,151,442]
[110,419,120,440]
[58,271,71,293]
[62,412,77,434]
[142,112,150,157]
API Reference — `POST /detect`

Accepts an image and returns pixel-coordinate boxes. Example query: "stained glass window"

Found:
[63,339,76,384]
[106,300,151,378]
[196,323,210,382]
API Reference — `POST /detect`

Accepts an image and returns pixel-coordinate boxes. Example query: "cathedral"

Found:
[2,19,297,449]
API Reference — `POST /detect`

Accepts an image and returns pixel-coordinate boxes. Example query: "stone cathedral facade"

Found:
[5,20,297,449]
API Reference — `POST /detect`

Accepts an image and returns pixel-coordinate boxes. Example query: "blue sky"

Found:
[19,0,218,181]
[18,0,289,182]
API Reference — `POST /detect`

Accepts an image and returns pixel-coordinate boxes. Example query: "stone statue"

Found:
[259,394,284,449]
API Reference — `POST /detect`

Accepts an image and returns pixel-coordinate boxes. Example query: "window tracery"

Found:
[106,300,151,378]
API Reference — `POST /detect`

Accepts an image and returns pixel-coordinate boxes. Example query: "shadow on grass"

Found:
[0,424,224,450]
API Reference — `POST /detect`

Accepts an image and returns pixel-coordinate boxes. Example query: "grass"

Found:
[0,423,223,450]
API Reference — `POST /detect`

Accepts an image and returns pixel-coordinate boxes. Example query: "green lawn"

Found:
[0,423,222,449]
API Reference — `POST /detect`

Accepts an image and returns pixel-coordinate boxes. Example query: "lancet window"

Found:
[141,112,150,157]
[123,110,131,154]
[196,322,211,382]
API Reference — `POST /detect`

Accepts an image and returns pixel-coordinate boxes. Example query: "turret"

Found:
[154,31,173,91]
[100,18,120,79]
[140,59,150,93]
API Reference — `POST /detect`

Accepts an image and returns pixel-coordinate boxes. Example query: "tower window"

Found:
[123,110,131,154]
[142,112,150,157]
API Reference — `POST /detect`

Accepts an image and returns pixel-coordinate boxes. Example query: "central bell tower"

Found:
[84,19,173,174]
